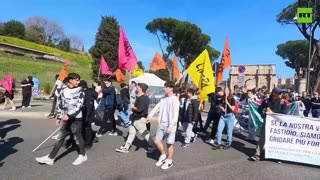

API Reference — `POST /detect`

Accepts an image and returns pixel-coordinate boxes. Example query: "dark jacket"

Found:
[209,93,224,114]
[258,98,287,119]
[103,86,116,110]
[120,87,130,111]
[83,88,98,108]
[182,96,199,123]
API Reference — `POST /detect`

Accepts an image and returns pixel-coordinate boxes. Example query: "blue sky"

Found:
[1,0,302,79]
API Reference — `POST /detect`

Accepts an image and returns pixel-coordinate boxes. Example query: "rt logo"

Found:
[297,8,313,23]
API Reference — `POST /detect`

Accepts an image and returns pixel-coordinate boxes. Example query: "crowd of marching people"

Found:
[28,72,320,168]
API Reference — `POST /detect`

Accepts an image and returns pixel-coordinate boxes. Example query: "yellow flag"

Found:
[186,49,215,101]
[132,64,144,77]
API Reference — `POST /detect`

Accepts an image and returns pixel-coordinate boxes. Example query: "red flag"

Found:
[58,59,69,81]
[149,52,166,71]
[1,73,12,94]
[118,26,137,71]
[216,36,231,84]
[100,56,113,75]
[114,69,126,83]
[172,56,180,79]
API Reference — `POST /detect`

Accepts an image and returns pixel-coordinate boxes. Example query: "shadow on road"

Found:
[0,119,21,139]
[0,118,23,167]
[0,137,24,167]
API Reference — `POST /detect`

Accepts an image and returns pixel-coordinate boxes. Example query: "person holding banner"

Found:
[250,87,287,161]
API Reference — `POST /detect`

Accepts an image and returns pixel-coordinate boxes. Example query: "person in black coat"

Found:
[251,87,288,161]
[118,83,130,127]
[80,80,98,149]
[181,88,199,147]
[21,76,34,108]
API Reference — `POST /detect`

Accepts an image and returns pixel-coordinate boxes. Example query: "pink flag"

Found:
[1,73,12,94]
[100,56,113,75]
[118,26,137,71]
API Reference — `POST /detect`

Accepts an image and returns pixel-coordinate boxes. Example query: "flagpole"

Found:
[98,68,101,80]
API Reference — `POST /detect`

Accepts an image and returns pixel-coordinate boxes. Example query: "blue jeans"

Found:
[118,109,130,125]
[216,113,235,145]
[312,109,320,118]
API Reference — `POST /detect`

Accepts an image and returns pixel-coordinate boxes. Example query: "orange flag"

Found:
[114,69,125,83]
[216,36,231,84]
[150,52,166,71]
[58,59,69,81]
[172,56,180,79]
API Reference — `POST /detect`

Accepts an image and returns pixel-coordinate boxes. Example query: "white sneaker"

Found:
[72,154,88,165]
[96,132,102,138]
[108,131,117,136]
[21,106,26,109]
[207,139,215,145]
[0,106,4,110]
[35,155,54,165]
[10,107,16,111]
[27,106,32,108]
[51,134,60,140]
[155,154,167,167]
[116,145,130,153]
[161,160,173,170]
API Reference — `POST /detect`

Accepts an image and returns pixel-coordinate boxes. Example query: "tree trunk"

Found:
[313,70,320,93]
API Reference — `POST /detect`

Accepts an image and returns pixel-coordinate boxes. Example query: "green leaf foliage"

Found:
[89,16,120,78]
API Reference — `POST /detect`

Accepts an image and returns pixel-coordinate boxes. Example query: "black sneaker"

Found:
[190,134,198,143]
[181,143,190,148]
[223,144,231,150]
[212,144,222,150]
[145,145,156,153]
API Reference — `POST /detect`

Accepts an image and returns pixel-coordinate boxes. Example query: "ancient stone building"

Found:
[229,64,276,91]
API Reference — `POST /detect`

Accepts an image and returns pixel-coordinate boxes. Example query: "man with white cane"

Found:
[35,73,87,166]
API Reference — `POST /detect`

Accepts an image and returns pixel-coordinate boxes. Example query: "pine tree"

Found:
[89,16,119,78]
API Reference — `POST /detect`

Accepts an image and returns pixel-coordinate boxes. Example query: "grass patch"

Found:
[0,35,93,67]
[0,51,92,90]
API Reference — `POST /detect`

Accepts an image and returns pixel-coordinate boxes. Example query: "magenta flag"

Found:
[100,56,113,75]
[1,73,12,94]
[118,26,137,71]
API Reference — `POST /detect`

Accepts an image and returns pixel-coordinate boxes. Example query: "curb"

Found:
[0,111,48,118]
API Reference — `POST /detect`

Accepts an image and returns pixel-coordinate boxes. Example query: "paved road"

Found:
[1,102,320,180]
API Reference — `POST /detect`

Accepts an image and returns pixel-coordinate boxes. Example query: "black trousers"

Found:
[22,91,32,107]
[210,113,221,139]
[193,113,204,133]
[82,105,95,147]
[98,108,116,133]
[50,96,57,114]
[49,120,85,159]
[146,122,151,132]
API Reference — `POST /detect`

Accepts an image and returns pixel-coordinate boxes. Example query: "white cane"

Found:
[32,127,61,152]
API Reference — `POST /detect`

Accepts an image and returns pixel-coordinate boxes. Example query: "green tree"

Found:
[276,40,312,78]
[146,18,220,81]
[25,26,45,43]
[277,0,320,91]
[0,22,4,35]
[3,20,26,38]
[89,16,119,78]
[24,16,65,46]
[137,61,145,71]
[57,37,71,52]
